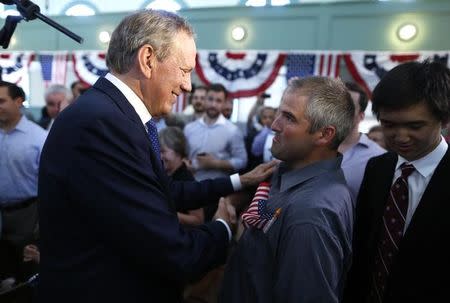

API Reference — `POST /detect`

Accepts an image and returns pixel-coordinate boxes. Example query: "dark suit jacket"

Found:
[37,77,234,303]
[343,149,450,303]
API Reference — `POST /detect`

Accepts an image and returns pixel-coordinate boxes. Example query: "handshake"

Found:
[213,196,238,232]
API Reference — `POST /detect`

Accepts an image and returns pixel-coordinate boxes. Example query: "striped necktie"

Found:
[370,163,415,302]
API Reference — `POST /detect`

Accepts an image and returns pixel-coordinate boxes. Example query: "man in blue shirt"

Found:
[338,82,385,202]
[221,76,355,303]
[0,81,47,283]
[184,83,247,181]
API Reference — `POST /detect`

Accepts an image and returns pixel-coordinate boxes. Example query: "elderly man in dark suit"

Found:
[37,10,275,303]
[344,60,450,303]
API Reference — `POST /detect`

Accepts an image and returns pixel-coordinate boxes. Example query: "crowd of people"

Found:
[1,8,449,303]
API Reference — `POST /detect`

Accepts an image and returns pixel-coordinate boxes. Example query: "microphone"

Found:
[4,0,83,44]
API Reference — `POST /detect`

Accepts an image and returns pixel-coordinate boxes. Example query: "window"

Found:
[65,3,97,16]
[145,0,182,12]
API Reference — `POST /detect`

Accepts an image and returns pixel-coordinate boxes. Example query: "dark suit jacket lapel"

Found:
[370,153,398,236]
[401,148,450,243]
[93,77,174,210]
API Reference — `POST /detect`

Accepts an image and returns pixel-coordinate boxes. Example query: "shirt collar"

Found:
[105,73,151,125]
[357,133,373,148]
[12,115,28,133]
[276,155,343,192]
[199,114,227,126]
[396,136,448,179]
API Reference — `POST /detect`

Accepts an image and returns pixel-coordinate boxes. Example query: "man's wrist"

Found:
[230,174,242,191]
[239,174,249,188]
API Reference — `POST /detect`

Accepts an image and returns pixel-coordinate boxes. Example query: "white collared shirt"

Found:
[199,114,227,126]
[395,137,448,231]
[105,73,151,125]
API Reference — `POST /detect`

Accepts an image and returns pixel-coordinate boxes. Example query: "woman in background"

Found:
[159,127,204,226]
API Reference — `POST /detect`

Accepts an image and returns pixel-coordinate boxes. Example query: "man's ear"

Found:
[357,111,365,124]
[137,44,156,79]
[315,125,336,147]
[14,97,24,108]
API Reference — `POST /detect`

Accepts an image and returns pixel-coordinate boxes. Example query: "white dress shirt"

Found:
[395,137,448,232]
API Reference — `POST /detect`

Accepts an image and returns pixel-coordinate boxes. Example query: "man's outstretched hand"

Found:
[239,160,279,188]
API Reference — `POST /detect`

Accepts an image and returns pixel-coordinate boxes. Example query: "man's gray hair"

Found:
[106,9,194,74]
[45,84,71,101]
[286,76,355,149]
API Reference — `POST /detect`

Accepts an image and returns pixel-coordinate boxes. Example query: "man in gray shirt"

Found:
[221,76,355,303]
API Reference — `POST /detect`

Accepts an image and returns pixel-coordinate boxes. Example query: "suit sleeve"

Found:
[68,117,228,283]
[169,178,234,212]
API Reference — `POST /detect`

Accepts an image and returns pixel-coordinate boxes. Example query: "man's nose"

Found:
[394,127,410,143]
[271,115,282,132]
[181,76,192,93]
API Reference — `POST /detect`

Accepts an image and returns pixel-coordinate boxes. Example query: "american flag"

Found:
[39,52,68,87]
[241,182,274,230]
[286,52,342,80]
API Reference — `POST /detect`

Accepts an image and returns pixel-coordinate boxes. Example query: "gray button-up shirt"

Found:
[221,156,354,303]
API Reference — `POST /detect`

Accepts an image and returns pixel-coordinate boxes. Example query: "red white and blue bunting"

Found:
[1,50,449,106]
[344,51,450,96]
[196,50,286,98]
[72,51,109,85]
[0,52,34,84]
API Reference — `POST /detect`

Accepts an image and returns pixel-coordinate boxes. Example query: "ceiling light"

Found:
[231,26,246,41]
[397,23,417,41]
[99,31,110,43]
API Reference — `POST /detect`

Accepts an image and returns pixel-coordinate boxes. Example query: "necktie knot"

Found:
[145,119,158,133]
[400,163,415,179]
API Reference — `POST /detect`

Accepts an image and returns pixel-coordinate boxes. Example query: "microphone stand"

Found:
[0,0,83,49]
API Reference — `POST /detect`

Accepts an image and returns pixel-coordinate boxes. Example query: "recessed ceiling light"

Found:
[231,26,246,41]
[397,23,417,41]
[99,31,110,43]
